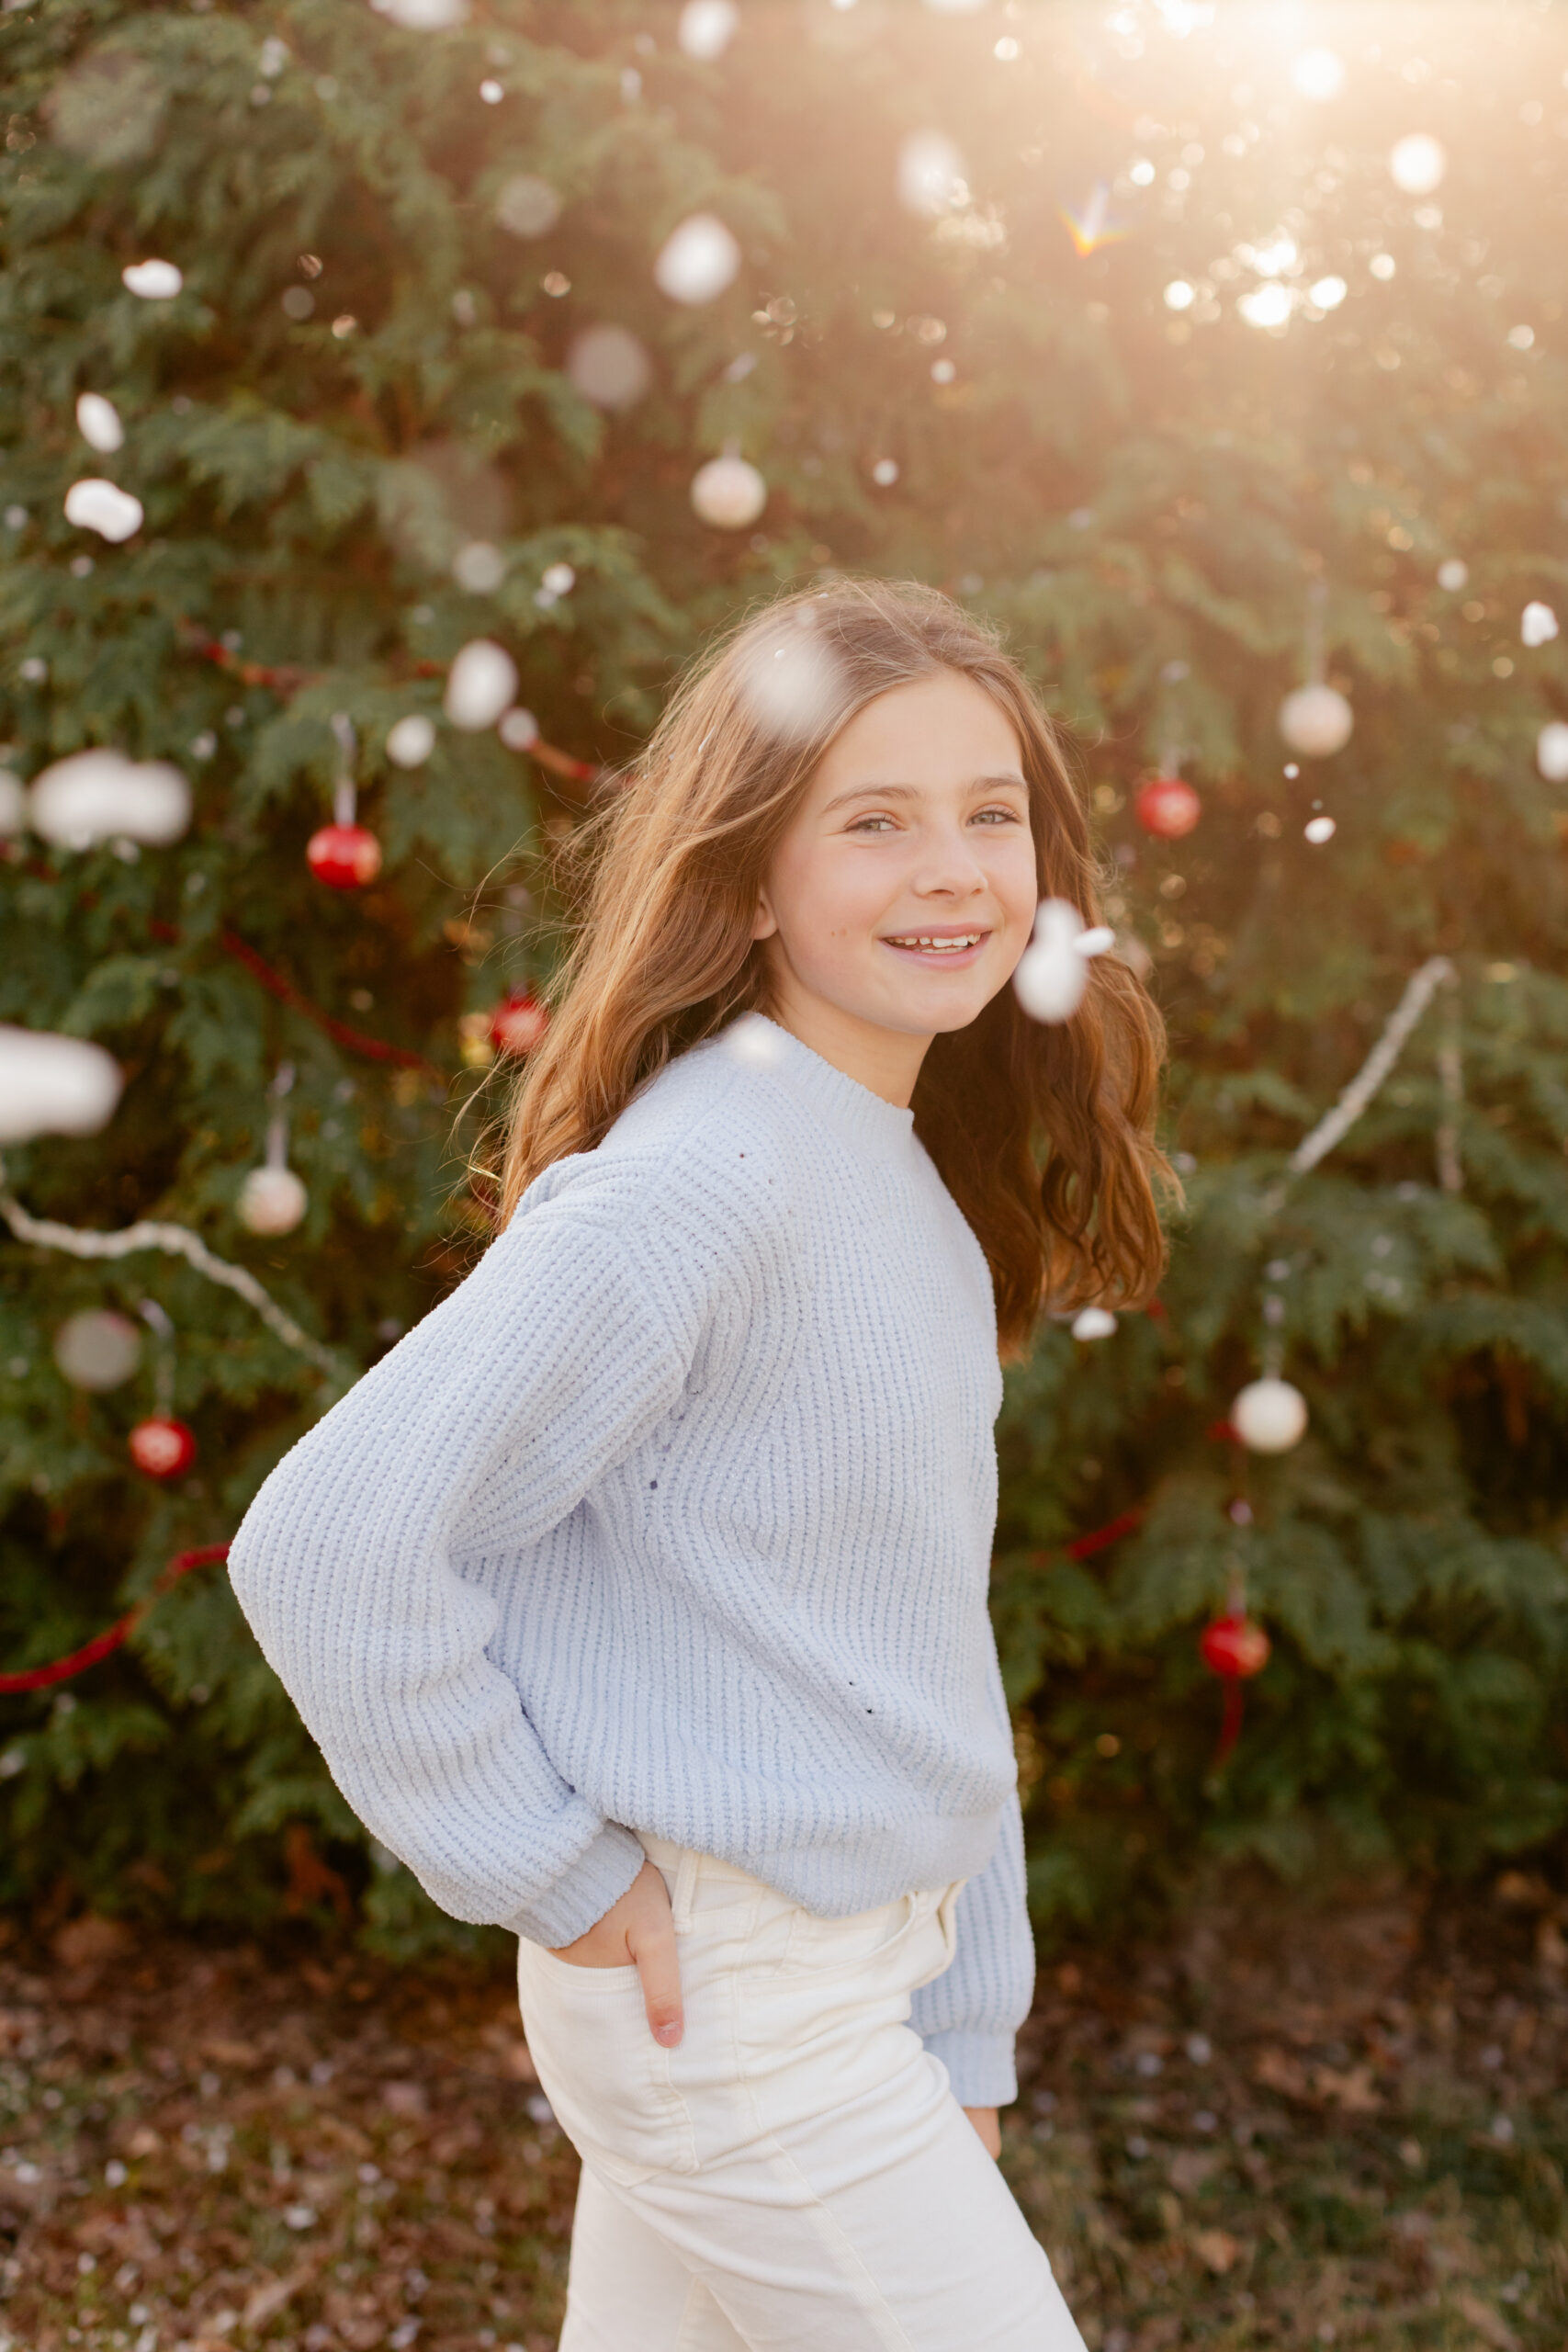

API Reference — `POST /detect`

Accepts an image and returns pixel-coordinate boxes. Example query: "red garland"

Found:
[142,918,443,1077]
[0,1544,230,1695]
[0,1374,1251,1707]
[216,927,443,1078]
[1060,1507,1145,1563]
[183,624,603,786]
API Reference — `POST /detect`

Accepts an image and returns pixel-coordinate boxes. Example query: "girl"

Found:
[230,578,1168,2350]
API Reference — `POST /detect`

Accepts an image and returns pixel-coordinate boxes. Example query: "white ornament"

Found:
[691,454,767,530]
[63,479,143,543]
[897,129,966,218]
[1521,601,1559,649]
[29,749,189,847]
[121,259,183,300]
[654,213,741,306]
[1231,1377,1308,1453]
[567,322,652,412]
[541,561,576,597]
[54,1309,142,1391]
[238,1165,308,1235]
[499,706,540,750]
[677,0,738,59]
[445,639,518,730]
[1071,1306,1118,1340]
[494,174,560,239]
[1279,682,1353,758]
[1536,720,1568,784]
[1303,815,1337,843]
[1013,899,1109,1024]
[75,393,125,454]
[0,1025,122,1145]
[386,714,436,769]
[1389,133,1446,196]
[1436,558,1468,593]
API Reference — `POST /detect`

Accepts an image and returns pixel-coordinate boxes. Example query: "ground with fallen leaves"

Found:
[1,1865,1564,2351]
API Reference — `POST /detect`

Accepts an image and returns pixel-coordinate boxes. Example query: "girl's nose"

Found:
[910,836,987,896]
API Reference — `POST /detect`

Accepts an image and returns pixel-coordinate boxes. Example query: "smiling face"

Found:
[752,669,1039,1105]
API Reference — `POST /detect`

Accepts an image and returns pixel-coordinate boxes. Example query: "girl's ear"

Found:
[751,885,779,943]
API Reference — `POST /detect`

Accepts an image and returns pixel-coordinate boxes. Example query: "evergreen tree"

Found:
[4,0,1566,1951]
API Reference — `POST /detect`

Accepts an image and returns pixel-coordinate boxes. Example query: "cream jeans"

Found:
[514,1834,1086,2352]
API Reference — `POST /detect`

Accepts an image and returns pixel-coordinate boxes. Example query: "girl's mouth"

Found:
[879,930,990,965]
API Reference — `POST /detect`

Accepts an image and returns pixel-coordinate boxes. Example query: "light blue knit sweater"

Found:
[228,1015,1034,2106]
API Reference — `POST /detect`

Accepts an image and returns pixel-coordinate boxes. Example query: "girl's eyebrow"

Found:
[819,773,1027,815]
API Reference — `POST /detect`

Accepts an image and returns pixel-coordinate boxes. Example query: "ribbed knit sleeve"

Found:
[227,1162,703,1950]
[909,1789,1034,2108]
[908,1641,1035,2108]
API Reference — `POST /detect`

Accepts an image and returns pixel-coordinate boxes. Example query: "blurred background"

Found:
[3,2,1568,2343]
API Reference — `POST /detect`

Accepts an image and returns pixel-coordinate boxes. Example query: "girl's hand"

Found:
[549,1860,684,2047]
[964,2105,1001,2159]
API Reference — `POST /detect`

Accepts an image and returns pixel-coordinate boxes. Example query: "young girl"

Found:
[230,579,1167,2350]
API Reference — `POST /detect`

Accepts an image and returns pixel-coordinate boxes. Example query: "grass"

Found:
[0,1865,1564,2350]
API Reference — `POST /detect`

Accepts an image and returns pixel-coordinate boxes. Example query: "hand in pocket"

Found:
[550,1860,685,2047]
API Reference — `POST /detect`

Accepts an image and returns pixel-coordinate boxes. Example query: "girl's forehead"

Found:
[814,673,1023,776]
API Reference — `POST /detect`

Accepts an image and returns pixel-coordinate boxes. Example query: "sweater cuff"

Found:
[502,1820,647,1949]
[921,2027,1019,2110]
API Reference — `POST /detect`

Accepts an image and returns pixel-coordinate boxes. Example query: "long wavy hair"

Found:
[501,578,1170,1355]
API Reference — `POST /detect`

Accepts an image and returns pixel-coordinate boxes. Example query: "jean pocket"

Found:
[515,1943,697,2187]
[909,1881,963,1991]
[772,1889,925,1981]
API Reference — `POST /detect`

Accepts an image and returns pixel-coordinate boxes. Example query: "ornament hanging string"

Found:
[1435,983,1465,1195]
[0,1171,347,1382]
[0,1544,229,1696]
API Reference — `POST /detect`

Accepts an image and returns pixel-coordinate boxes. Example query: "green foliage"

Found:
[3,3,1567,1948]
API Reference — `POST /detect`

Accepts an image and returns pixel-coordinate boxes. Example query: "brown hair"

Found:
[501,578,1170,1354]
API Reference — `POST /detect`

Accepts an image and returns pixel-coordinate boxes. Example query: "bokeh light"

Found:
[897,130,966,220]
[1389,133,1447,196]
[1290,47,1345,102]
[677,0,738,60]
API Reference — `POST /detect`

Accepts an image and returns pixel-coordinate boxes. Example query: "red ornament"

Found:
[1200,1611,1270,1766]
[1199,1612,1270,1680]
[1134,775,1201,839]
[489,992,548,1057]
[306,822,382,889]
[129,1416,197,1480]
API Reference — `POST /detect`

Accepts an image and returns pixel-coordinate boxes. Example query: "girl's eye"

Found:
[971,805,1022,826]
[847,813,899,834]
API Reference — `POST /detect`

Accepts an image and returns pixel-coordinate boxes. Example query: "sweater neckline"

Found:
[723,1015,917,1157]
